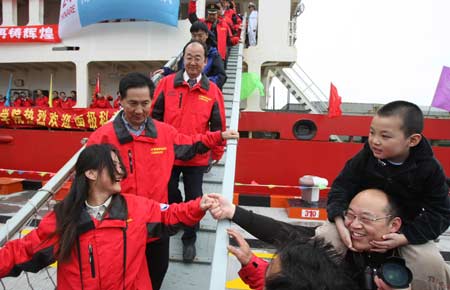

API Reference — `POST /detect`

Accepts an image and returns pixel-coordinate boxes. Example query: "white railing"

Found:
[208,15,246,290]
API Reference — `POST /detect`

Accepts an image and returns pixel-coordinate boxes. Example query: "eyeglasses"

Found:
[343,210,392,226]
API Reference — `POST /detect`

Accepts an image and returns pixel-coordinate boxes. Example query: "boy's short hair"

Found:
[376,100,424,136]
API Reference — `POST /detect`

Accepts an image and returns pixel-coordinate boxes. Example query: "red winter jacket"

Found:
[52,97,62,108]
[87,111,224,203]
[0,194,205,290]
[35,96,49,107]
[238,255,268,290]
[21,98,34,107]
[188,0,232,60]
[61,98,76,109]
[151,71,226,166]
[91,98,112,109]
[13,98,22,107]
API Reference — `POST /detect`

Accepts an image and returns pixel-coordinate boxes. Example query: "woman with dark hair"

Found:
[0,144,215,289]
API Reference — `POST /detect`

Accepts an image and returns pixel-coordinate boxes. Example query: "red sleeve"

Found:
[170,123,224,161]
[188,0,197,15]
[238,255,268,290]
[160,197,205,227]
[0,213,57,277]
[143,196,206,239]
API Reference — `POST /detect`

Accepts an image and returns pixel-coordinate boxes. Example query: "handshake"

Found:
[199,193,236,220]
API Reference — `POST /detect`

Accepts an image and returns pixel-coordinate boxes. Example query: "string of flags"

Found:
[0,168,55,177]
[234,181,330,190]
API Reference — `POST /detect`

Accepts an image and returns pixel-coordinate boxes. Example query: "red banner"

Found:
[0,25,61,43]
[0,107,118,130]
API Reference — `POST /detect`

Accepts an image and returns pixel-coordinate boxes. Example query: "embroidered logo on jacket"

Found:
[198,95,212,103]
[151,147,167,154]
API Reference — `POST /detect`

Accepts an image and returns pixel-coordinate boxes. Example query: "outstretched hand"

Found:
[207,193,236,220]
[227,228,253,266]
[152,69,164,77]
[221,130,240,140]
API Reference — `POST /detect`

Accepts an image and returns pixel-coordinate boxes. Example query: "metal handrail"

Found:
[0,53,183,247]
[0,147,83,246]
[208,15,246,290]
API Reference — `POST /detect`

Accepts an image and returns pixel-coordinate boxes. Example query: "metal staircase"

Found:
[273,63,329,113]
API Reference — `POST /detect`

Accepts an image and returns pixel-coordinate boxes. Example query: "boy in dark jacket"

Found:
[316,100,450,288]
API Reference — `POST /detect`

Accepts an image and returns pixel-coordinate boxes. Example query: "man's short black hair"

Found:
[265,238,358,290]
[119,72,155,99]
[182,39,208,59]
[190,21,209,34]
[376,100,424,136]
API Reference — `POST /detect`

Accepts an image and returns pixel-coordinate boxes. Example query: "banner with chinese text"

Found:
[59,0,180,38]
[0,107,118,130]
[0,25,61,43]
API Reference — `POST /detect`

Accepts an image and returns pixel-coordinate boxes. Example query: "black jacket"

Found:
[327,137,450,244]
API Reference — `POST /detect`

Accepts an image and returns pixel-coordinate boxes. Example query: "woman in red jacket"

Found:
[0,143,215,290]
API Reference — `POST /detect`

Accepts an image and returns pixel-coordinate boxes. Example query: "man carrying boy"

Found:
[317,100,450,289]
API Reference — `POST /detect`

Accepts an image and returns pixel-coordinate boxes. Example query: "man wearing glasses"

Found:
[151,40,226,263]
[210,188,449,289]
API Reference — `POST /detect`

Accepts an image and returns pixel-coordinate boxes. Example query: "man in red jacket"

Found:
[61,90,77,108]
[35,89,49,107]
[87,72,237,290]
[151,40,226,263]
[188,0,236,61]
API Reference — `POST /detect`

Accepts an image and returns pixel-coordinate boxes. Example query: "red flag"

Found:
[95,73,101,95]
[328,82,342,118]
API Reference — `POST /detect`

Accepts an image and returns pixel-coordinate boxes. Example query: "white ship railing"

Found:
[208,15,246,290]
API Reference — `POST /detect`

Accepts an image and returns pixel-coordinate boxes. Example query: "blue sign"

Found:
[77,0,180,27]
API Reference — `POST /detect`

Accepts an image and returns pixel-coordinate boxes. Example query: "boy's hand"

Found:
[207,193,236,220]
[335,217,357,252]
[369,233,408,253]
[227,228,253,266]
[374,275,411,290]
[221,130,239,140]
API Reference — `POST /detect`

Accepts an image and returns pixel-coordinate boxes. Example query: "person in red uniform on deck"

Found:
[51,90,62,108]
[151,40,227,263]
[87,72,238,290]
[35,89,49,107]
[20,93,33,107]
[0,144,220,290]
[12,93,21,107]
[61,90,76,108]
[90,93,112,108]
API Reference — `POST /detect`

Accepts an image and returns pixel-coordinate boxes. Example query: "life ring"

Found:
[0,135,13,144]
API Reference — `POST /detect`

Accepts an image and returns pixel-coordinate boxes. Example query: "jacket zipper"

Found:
[88,244,96,278]
[128,150,133,174]
[179,93,183,108]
